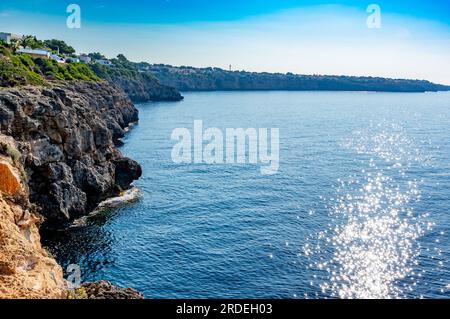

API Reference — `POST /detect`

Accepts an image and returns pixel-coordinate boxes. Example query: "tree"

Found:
[88,52,106,60]
[8,38,21,52]
[117,54,128,62]
[43,39,75,55]
[20,35,44,49]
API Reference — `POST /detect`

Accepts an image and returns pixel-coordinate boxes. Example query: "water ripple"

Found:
[306,121,433,299]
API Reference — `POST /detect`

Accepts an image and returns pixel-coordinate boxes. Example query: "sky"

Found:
[0,0,449,84]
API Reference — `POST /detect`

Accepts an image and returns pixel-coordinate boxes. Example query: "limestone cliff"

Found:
[111,75,184,102]
[0,81,142,228]
[0,81,145,298]
[0,135,66,298]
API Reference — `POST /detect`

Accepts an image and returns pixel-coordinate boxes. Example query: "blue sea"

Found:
[46,91,450,299]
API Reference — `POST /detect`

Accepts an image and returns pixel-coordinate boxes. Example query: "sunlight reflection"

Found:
[305,121,433,299]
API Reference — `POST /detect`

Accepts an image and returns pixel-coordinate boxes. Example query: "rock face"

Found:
[0,81,142,227]
[0,135,66,298]
[0,161,21,195]
[79,280,144,299]
[112,75,184,102]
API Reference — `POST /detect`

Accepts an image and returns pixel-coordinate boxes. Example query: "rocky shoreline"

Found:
[0,80,145,298]
[0,81,142,228]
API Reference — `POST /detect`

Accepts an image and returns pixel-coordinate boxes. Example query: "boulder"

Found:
[79,280,144,299]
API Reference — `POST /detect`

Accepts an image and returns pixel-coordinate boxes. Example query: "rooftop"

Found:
[17,48,50,56]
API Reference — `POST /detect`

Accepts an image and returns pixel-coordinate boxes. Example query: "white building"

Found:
[78,54,91,63]
[95,59,113,66]
[66,57,80,63]
[17,48,66,64]
[0,32,22,44]
[50,53,65,64]
[17,48,51,59]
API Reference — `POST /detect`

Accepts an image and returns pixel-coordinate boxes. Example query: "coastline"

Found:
[0,80,146,298]
[71,187,141,228]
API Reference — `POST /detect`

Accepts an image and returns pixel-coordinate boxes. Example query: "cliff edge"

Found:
[0,81,142,228]
[0,80,146,298]
[0,134,66,298]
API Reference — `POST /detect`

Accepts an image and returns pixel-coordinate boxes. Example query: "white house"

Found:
[138,65,150,73]
[78,54,91,63]
[50,53,65,64]
[17,48,51,59]
[17,48,66,64]
[96,59,113,66]
[0,32,22,44]
[66,57,80,63]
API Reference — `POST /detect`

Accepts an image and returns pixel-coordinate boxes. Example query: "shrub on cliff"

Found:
[66,63,100,81]
[0,55,45,87]
[34,58,62,79]
[90,54,139,80]
[34,58,99,81]
[0,45,99,87]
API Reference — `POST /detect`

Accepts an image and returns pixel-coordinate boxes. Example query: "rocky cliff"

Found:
[112,75,184,102]
[0,135,143,298]
[0,134,66,298]
[88,58,184,102]
[0,81,142,228]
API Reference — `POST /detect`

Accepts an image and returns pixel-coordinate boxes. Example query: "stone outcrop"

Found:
[77,280,144,299]
[0,135,66,298]
[112,75,184,102]
[0,81,142,227]
[0,136,142,299]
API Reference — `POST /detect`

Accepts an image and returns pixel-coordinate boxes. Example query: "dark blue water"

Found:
[47,91,450,299]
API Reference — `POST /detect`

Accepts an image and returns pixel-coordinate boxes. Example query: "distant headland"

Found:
[1,32,449,97]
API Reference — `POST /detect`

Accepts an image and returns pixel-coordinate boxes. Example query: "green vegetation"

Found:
[6,36,74,55]
[0,141,21,163]
[0,36,155,90]
[90,53,140,80]
[43,39,75,55]
[90,53,156,85]
[5,34,444,94]
[34,58,99,81]
[17,35,43,50]
[0,34,167,97]
[0,44,99,87]
[88,52,106,60]
[0,46,46,87]
[148,64,450,93]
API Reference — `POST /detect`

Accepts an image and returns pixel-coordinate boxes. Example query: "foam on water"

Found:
[71,187,142,228]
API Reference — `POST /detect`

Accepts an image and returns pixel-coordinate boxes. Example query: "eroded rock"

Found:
[0,161,21,195]
[79,280,144,299]
[0,138,66,299]
[0,81,142,227]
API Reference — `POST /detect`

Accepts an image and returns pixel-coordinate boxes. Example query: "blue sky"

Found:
[0,1,449,83]
[1,0,449,24]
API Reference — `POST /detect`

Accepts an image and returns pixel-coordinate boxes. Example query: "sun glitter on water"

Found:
[304,121,434,299]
